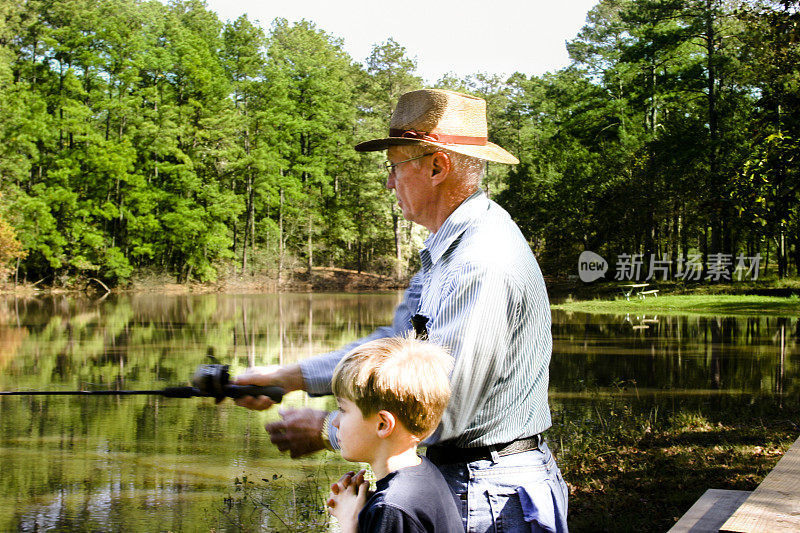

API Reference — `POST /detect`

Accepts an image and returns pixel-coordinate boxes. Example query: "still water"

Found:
[0,293,797,531]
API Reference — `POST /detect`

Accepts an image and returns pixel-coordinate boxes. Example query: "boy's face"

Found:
[333,397,380,463]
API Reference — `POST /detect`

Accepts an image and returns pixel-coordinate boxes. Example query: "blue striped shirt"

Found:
[300,190,553,447]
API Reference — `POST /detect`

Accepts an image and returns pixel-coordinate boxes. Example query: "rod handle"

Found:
[224,385,284,403]
[161,386,200,398]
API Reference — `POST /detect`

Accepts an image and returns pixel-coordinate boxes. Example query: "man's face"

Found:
[332,398,380,463]
[385,147,435,226]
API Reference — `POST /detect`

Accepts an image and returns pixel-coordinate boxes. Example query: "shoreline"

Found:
[0,267,408,297]
[3,272,799,304]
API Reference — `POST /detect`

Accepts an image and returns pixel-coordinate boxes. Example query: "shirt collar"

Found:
[422,189,489,267]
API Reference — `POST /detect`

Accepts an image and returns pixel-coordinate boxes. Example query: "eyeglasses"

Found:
[383,153,435,172]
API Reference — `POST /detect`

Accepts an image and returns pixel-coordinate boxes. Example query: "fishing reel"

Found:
[191,364,284,403]
[192,364,233,400]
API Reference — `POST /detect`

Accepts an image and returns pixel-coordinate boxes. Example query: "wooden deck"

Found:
[668,490,751,533]
[671,435,800,532]
[720,435,800,532]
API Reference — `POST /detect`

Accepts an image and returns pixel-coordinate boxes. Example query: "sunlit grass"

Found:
[553,294,799,316]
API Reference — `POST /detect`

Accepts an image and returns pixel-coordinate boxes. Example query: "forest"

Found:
[0,0,797,286]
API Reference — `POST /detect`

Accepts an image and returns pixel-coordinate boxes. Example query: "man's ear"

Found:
[429,151,451,186]
[375,410,397,439]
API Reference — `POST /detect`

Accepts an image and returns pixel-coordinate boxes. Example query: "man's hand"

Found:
[232,364,304,411]
[265,407,328,458]
[327,470,370,533]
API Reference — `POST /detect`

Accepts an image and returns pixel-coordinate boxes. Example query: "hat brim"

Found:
[355,137,519,165]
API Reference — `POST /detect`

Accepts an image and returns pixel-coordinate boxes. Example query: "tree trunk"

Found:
[241,170,253,274]
[392,205,402,280]
[701,227,708,280]
[671,207,680,279]
[231,171,237,273]
[278,187,285,284]
[250,185,255,274]
[777,225,787,278]
[306,212,313,276]
[705,0,722,259]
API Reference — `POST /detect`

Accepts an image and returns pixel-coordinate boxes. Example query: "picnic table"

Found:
[619,283,649,300]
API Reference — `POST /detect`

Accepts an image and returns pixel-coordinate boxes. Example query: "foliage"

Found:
[1,0,799,285]
[0,194,26,280]
[216,470,332,532]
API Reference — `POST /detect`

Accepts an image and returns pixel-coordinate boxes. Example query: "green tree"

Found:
[265,19,357,274]
[362,38,422,278]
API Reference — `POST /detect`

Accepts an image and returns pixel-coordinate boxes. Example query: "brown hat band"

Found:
[388,129,488,146]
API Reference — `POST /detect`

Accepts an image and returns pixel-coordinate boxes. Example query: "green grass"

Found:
[553,294,800,316]
[549,396,800,532]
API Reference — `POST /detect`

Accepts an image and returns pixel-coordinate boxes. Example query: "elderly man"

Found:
[234,89,569,532]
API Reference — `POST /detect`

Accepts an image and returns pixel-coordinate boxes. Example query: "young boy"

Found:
[326,336,463,533]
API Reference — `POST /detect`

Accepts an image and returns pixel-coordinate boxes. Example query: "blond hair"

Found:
[331,336,453,439]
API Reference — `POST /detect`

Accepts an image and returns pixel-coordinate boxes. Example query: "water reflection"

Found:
[551,310,799,396]
[1,293,401,532]
[0,294,797,531]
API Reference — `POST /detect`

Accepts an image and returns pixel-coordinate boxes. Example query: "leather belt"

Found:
[426,435,543,466]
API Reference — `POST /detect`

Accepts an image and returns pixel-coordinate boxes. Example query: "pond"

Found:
[0,293,797,531]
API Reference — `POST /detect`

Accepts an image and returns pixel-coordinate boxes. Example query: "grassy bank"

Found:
[549,396,799,532]
[553,294,799,316]
[547,276,800,302]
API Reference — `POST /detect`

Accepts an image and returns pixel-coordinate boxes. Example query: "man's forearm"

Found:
[276,363,305,392]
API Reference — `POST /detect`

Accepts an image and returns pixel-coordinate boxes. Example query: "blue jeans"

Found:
[433,441,569,533]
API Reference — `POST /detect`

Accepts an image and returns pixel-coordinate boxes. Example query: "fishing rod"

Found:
[0,364,284,403]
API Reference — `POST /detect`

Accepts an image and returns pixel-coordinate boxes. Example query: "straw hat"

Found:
[355,89,519,164]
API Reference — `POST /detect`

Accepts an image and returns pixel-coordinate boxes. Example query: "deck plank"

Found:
[720,435,800,532]
[668,489,751,533]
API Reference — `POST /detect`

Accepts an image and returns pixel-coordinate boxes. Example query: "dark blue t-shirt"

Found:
[358,456,463,533]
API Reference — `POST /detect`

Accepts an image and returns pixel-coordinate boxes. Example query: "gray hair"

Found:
[394,145,485,194]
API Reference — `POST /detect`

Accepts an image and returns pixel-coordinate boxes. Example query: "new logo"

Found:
[578,251,608,282]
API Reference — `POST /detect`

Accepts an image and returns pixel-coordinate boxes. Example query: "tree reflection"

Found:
[551,310,799,395]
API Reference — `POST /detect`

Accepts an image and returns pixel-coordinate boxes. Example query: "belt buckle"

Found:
[489,446,500,463]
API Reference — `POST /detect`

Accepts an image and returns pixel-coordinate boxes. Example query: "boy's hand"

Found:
[327,470,370,533]
[329,469,367,496]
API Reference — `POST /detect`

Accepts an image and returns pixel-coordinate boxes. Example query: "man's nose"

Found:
[385,172,395,189]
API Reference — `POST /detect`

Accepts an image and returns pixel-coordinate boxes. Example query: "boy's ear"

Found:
[375,410,396,439]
